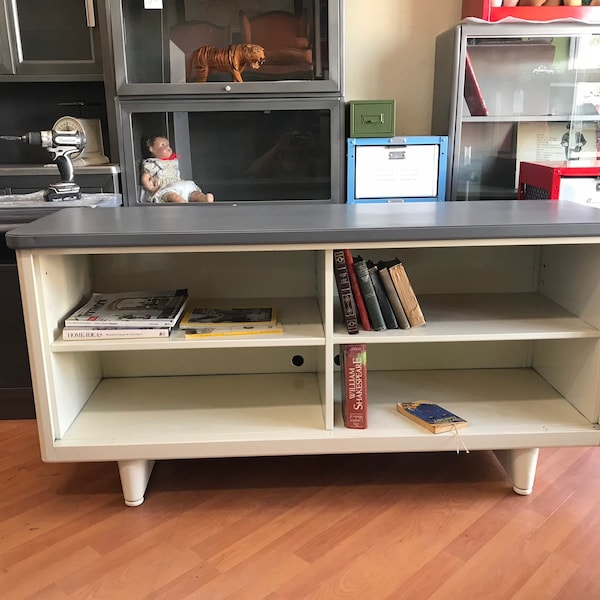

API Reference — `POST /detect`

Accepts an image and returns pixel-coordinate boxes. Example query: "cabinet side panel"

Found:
[16,252,97,451]
[533,339,600,424]
[39,254,93,339]
[431,27,458,137]
[37,254,97,439]
[540,244,600,329]
[322,250,335,430]
[51,353,102,439]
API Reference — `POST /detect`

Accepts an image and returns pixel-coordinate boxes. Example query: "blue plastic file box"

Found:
[346,136,447,203]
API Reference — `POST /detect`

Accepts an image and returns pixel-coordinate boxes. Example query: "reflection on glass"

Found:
[132,108,332,202]
[121,0,329,85]
[458,33,600,201]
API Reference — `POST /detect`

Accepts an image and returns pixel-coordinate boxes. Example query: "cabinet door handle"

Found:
[85,0,96,28]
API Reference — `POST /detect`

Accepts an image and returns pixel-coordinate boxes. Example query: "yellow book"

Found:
[184,323,283,338]
[179,305,277,329]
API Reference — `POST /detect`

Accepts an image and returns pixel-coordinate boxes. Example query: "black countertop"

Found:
[6,201,600,249]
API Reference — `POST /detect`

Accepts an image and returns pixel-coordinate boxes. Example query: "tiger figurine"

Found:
[187,43,266,83]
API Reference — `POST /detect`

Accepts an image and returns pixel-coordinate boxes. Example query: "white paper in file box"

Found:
[354,144,439,199]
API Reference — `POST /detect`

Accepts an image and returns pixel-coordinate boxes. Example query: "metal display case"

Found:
[118,96,342,204]
[111,0,344,204]
[432,21,600,201]
[0,0,104,78]
[109,0,342,96]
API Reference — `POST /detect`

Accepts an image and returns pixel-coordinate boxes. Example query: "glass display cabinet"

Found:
[118,96,342,204]
[0,0,104,78]
[109,0,341,96]
[432,21,600,201]
[111,0,344,205]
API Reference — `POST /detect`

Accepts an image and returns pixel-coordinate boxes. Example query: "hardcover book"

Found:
[63,327,170,340]
[367,262,399,329]
[464,50,488,117]
[64,289,188,328]
[353,256,386,331]
[396,402,467,434]
[180,305,277,329]
[184,323,283,338]
[388,262,426,327]
[341,343,367,429]
[344,250,371,331]
[377,262,410,329]
[333,249,359,334]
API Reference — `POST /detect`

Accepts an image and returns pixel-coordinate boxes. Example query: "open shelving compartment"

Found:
[332,241,600,491]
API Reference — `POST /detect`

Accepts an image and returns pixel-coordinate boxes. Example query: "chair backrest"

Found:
[170,20,230,56]
[239,10,307,49]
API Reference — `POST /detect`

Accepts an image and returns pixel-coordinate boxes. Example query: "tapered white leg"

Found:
[493,448,539,495]
[118,459,156,506]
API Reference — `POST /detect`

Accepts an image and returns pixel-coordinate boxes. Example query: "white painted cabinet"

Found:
[7,202,600,505]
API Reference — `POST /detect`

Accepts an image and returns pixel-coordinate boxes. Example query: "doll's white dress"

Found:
[140,157,203,203]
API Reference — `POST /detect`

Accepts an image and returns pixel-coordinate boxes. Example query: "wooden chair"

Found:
[239,10,313,78]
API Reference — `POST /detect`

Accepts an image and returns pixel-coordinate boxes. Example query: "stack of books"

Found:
[62,289,189,340]
[334,249,426,334]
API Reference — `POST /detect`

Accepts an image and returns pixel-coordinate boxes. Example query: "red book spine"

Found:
[342,344,367,429]
[343,250,371,331]
[464,51,488,117]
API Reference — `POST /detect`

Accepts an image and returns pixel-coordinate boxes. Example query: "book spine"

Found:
[341,343,367,429]
[343,250,371,331]
[63,328,170,339]
[389,263,426,327]
[368,265,399,329]
[333,250,359,334]
[464,50,488,117]
[353,258,386,331]
[377,265,410,329]
[64,319,178,328]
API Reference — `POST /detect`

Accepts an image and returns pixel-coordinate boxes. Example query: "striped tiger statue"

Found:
[187,43,265,83]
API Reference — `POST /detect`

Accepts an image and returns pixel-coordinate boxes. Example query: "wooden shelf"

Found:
[53,368,599,461]
[53,297,325,351]
[334,292,600,342]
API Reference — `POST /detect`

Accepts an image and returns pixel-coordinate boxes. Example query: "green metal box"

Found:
[349,100,396,138]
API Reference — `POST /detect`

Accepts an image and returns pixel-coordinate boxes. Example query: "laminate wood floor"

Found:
[1,420,600,600]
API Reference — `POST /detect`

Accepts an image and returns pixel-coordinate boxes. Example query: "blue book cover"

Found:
[396,402,467,433]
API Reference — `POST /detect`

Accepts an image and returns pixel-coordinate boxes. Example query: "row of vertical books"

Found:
[333,249,426,334]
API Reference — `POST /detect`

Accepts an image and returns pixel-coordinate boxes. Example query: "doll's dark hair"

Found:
[141,135,166,159]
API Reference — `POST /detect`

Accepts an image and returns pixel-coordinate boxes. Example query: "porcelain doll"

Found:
[140,135,214,203]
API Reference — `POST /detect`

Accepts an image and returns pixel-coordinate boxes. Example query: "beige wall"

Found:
[344,0,463,135]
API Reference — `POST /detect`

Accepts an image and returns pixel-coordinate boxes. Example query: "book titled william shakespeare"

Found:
[64,289,188,328]
[340,343,367,429]
[396,402,467,434]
